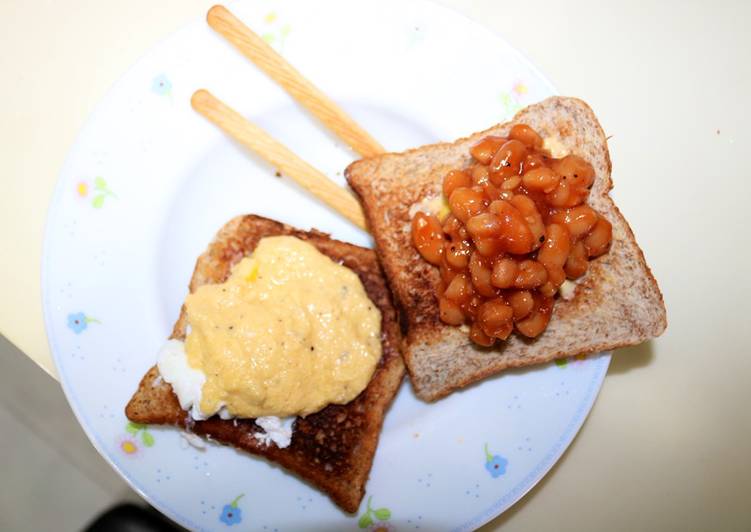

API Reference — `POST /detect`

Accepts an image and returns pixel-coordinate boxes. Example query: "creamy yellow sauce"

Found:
[183,236,382,418]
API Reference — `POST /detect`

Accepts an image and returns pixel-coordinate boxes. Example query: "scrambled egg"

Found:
[160,236,382,420]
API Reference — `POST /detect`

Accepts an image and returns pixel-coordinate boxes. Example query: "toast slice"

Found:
[346,96,666,402]
[125,214,405,513]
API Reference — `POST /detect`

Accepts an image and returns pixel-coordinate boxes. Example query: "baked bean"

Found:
[470,136,507,165]
[411,212,444,265]
[550,265,567,287]
[474,237,504,257]
[478,298,514,339]
[539,281,557,298]
[439,296,464,325]
[443,273,473,304]
[444,239,471,269]
[442,215,464,241]
[524,152,546,171]
[482,182,503,201]
[466,213,503,240]
[565,240,588,278]
[489,140,526,184]
[488,199,508,214]
[572,187,589,206]
[411,122,612,344]
[548,178,589,208]
[440,257,460,284]
[584,216,612,257]
[508,290,534,320]
[550,205,598,239]
[471,164,490,185]
[570,188,589,207]
[537,224,571,278]
[510,123,544,148]
[449,187,486,223]
[469,322,495,347]
[515,297,553,338]
[509,195,545,247]
[491,257,518,288]
[514,260,548,289]
[507,193,535,213]
[490,200,536,254]
[545,179,572,207]
[554,155,595,190]
[443,169,472,198]
[501,176,521,190]
[469,252,497,297]
[459,225,470,241]
[462,294,483,320]
[522,167,560,193]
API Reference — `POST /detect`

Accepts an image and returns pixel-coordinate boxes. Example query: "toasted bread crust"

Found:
[125,215,405,513]
[346,96,666,401]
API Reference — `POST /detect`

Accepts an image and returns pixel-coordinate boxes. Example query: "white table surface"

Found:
[2,0,749,530]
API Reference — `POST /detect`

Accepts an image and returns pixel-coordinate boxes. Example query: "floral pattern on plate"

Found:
[76,177,116,208]
[358,496,392,529]
[41,1,610,530]
[483,443,508,478]
[219,494,245,526]
[67,312,100,334]
[119,422,155,457]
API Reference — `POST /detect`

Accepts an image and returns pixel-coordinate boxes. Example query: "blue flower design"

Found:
[67,312,96,334]
[219,494,244,526]
[219,505,241,526]
[151,74,172,96]
[484,443,508,478]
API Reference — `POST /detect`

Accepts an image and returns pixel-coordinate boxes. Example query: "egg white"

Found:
[156,339,295,447]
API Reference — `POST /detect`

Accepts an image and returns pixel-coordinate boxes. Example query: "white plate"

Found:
[42,0,610,530]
